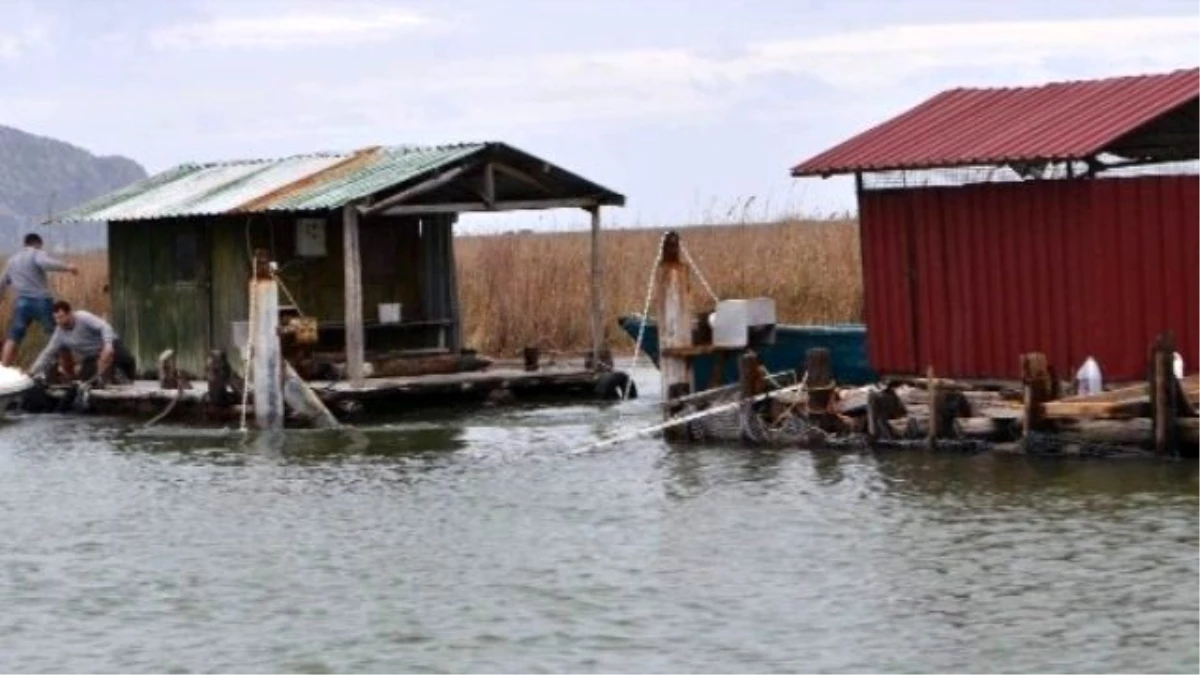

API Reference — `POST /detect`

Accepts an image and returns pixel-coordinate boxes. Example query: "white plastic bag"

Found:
[1075,357,1103,396]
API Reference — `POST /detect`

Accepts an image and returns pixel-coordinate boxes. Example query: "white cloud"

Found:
[290,15,1197,133]
[151,4,438,49]
[0,24,48,60]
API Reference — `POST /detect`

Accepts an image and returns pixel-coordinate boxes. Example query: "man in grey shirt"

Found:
[0,232,78,366]
[30,300,136,385]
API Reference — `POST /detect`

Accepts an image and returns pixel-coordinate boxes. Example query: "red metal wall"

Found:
[859,175,1199,382]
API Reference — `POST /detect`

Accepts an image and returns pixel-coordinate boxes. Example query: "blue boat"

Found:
[618,315,877,390]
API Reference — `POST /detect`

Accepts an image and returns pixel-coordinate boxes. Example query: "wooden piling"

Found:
[1150,332,1179,456]
[1021,352,1055,437]
[655,231,693,416]
[251,249,283,430]
[589,206,604,371]
[343,204,365,387]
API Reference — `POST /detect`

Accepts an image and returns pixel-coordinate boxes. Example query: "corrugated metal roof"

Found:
[792,68,1199,176]
[54,143,486,223]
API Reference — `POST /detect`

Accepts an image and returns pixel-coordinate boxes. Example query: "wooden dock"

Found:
[25,364,632,424]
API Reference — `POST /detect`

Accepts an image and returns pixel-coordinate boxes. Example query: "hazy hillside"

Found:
[0,125,146,253]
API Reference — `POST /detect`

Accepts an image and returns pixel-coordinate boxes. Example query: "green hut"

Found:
[53,143,625,378]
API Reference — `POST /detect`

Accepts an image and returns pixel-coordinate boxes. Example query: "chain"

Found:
[679,241,719,303]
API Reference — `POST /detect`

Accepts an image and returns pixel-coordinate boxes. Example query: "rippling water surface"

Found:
[0,369,1195,673]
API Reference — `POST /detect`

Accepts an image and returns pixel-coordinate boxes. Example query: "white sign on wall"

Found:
[295,218,327,257]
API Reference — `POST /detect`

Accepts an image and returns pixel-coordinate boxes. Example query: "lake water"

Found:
[0,369,1196,673]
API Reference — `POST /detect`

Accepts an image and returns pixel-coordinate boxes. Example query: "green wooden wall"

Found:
[109,211,441,377]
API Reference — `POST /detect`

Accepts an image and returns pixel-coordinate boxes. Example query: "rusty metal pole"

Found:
[655,231,693,419]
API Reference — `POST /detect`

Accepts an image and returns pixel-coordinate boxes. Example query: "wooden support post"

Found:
[656,231,693,417]
[251,249,283,430]
[343,204,365,387]
[523,346,540,373]
[866,386,906,442]
[805,347,834,414]
[1150,332,1179,456]
[1021,352,1054,440]
[927,366,940,447]
[588,206,605,371]
[282,362,340,429]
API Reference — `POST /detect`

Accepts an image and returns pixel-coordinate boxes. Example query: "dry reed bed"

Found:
[0,218,862,363]
[457,218,862,356]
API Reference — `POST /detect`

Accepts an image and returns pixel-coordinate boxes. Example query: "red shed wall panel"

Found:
[860,175,1198,381]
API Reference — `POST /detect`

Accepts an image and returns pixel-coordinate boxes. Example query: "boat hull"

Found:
[618,315,876,389]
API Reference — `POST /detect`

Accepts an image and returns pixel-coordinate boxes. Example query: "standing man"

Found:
[0,232,78,366]
[29,300,136,386]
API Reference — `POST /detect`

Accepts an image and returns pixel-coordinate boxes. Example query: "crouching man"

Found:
[29,300,136,386]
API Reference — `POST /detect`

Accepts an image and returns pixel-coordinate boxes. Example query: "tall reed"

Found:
[0,217,863,363]
[457,217,862,356]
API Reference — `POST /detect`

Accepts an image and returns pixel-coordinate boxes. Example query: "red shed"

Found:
[792,69,1199,382]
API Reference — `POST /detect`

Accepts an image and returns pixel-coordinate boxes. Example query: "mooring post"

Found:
[656,231,692,419]
[1021,352,1053,446]
[250,248,283,430]
[588,205,605,372]
[1150,332,1179,457]
[343,203,365,387]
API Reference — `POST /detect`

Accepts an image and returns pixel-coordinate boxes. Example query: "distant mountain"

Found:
[0,125,147,253]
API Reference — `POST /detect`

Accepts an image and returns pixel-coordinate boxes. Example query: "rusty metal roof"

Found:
[53,142,624,223]
[792,68,1199,176]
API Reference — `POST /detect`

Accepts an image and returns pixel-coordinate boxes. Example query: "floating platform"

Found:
[23,364,632,424]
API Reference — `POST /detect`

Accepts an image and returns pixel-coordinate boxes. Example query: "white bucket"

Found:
[378,303,402,324]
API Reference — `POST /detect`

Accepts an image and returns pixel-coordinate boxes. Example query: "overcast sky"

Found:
[2,0,1197,231]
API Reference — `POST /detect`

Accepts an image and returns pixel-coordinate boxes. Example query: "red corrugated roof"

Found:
[792,68,1199,176]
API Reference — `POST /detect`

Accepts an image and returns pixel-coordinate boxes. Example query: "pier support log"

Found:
[866,385,906,441]
[206,349,241,408]
[588,206,605,371]
[282,363,339,429]
[953,416,1019,441]
[656,232,693,416]
[1149,332,1183,456]
[251,250,283,430]
[1021,352,1056,437]
[343,204,365,387]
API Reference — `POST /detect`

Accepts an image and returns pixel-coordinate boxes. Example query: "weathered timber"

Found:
[806,348,835,413]
[953,416,1019,441]
[523,347,540,372]
[342,204,365,387]
[656,232,693,412]
[866,386,906,440]
[1150,332,1178,456]
[589,205,604,371]
[1022,352,1055,437]
[365,353,492,379]
[158,350,192,390]
[282,362,339,429]
[251,250,283,430]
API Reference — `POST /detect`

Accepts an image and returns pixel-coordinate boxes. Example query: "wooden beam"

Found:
[360,163,475,216]
[377,197,602,216]
[492,162,557,195]
[343,204,365,387]
[481,163,496,207]
[589,205,603,369]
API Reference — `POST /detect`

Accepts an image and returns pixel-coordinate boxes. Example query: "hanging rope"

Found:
[621,232,669,401]
[240,270,256,435]
[679,240,720,304]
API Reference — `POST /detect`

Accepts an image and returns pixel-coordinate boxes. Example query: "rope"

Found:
[621,232,668,401]
[273,271,306,317]
[679,240,719,304]
[240,270,255,434]
[144,379,183,428]
[574,379,808,455]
